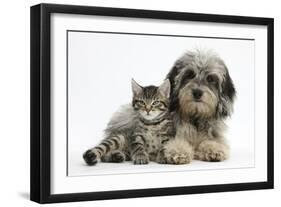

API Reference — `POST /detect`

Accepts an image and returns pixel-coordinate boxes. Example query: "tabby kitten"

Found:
[129,79,175,164]
[83,79,175,165]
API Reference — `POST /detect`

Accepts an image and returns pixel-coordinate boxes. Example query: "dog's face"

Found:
[167,50,236,120]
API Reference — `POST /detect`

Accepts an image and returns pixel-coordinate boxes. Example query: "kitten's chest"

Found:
[143,130,161,154]
[141,124,165,152]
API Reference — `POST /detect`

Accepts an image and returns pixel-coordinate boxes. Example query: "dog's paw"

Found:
[158,149,193,165]
[83,149,98,165]
[195,140,229,162]
[157,139,193,165]
[195,151,228,162]
[133,152,149,165]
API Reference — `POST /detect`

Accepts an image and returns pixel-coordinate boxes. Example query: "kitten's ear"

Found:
[158,79,171,98]
[131,78,143,96]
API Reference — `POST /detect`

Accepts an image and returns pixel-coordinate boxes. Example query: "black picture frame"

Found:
[30,3,274,204]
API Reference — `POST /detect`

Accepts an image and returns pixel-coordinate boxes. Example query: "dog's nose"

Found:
[192,89,203,100]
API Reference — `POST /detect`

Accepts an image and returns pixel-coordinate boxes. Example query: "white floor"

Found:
[68,148,254,177]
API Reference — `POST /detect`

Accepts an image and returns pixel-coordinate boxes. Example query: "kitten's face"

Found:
[131,79,171,120]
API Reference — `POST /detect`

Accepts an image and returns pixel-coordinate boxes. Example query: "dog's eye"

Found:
[180,70,196,89]
[206,74,218,83]
[184,70,195,79]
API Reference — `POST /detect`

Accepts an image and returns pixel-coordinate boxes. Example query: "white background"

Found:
[0,0,279,206]
[68,31,255,176]
[50,13,267,194]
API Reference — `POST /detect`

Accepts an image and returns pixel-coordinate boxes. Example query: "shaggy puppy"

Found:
[159,49,236,164]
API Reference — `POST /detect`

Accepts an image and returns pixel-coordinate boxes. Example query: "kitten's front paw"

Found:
[101,150,126,163]
[111,151,126,163]
[83,150,98,165]
[133,152,149,165]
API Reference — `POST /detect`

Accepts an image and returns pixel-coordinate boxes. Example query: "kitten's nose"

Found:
[145,107,151,114]
[192,89,203,100]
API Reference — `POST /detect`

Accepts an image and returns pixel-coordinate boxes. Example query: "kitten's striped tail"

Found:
[83,134,125,165]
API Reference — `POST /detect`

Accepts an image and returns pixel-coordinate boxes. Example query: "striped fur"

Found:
[131,117,175,164]
[83,79,175,165]
[83,134,128,165]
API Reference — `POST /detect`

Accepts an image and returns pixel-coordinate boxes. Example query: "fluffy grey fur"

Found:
[104,104,138,137]
[162,49,236,164]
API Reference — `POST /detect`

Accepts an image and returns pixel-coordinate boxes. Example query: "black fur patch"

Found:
[101,142,110,153]
[131,146,144,155]
[179,70,195,89]
[166,65,180,89]
[111,137,120,149]
[217,69,236,118]
[95,146,105,153]
[223,70,236,102]
[169,93,179,112]
[131,141,143,148]
[166,65,181,112]
[83,150,98,165]
[161,139,169,144]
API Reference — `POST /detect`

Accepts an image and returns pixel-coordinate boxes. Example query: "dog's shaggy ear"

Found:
[217,69,236,118]
[166,61,183,112]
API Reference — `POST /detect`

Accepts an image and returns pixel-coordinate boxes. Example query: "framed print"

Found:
[30,3,274,203]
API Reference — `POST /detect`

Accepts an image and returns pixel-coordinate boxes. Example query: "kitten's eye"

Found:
[206,74,218,83]
[136,100,145,106]
[152,101,160,106]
